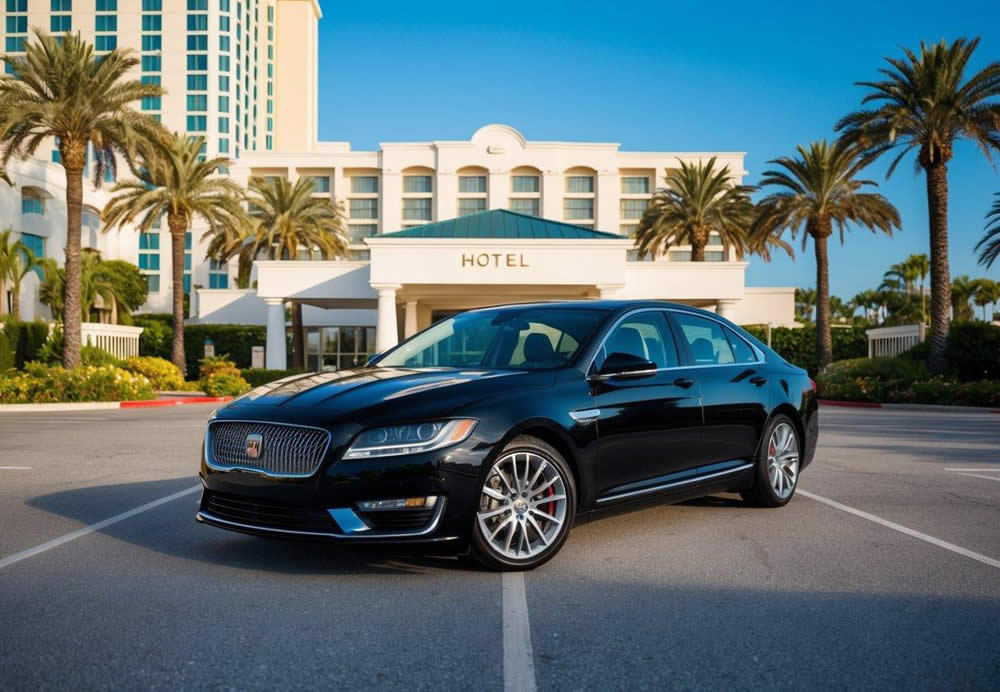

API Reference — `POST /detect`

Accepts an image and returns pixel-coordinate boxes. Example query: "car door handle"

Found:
[750,376,767,387]
[673,377,695,389]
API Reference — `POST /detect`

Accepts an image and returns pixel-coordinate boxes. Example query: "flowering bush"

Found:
[199,372,251,397]
[123,356,184,391]
[199,354,241,380]
[81,346,124,367]
[0,363,156,403]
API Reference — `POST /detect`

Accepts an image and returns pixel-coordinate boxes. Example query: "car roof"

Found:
[462,299,719,318]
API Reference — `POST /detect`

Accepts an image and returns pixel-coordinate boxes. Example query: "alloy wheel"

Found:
[767,422,800,499]
[477,451,568,560]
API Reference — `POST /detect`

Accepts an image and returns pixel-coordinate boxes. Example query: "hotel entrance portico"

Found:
[252,210,776,369]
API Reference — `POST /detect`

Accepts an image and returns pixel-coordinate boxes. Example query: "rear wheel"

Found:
[741,415,801,507]
[471,436,576,571]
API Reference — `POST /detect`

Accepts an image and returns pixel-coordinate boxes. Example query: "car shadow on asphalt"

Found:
[27,478,479,576]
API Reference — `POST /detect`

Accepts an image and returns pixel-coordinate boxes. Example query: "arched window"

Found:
[21,188,46,216]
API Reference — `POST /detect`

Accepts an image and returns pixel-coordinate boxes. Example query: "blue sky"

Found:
[315,0,1000,299]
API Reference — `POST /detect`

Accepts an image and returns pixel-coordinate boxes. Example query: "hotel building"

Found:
[0,0,795,370]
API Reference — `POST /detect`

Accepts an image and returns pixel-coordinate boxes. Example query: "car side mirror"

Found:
[594,352,657,379]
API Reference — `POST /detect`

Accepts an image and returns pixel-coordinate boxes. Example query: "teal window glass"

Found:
[209,273,228,289]
[183,255,191,271]
[141,56,161,71]
[186,54,207,70]
[402,176,431,193]
[141,75,161,85]
[220,0,229,9]
[218,117,229,133]
[220,36,230,52]
[266,117,273,132]
[218,138,229,153]
[50,15,72,32]
[267,5,273,20]
[142,35,161,51]
[219,76,230,92]
[220,16,230,31]
[95,15,117,31]
[21,195,44,215]
[139,232,159,250]
[187,15,208,31]
[186,95,207,111]
[351,176,378,194]
[218,96,229,111]
[219,55,230,71]
[184,232,192,250]
[186,35,207,51]
[458,198,486,216]
[186,115,206,131]
[6,0,27,11]
[145,274,160,293]
[141,15,161,30]
[142,0,162,9]
[138,253,160,271]
[96,0,117,9]
[52,150,62,163]
[458,176,487,193]
[20,233,44,258]
[51,0,73,9]
[141,96,161,110]
[187,0,207,8]
[6,38,27,52]
[182,274,191,293]
[511,176,539,193]
[187,74,207,90]
[566,176,594,193]
[95,36,117,52]
[8,16,28,33]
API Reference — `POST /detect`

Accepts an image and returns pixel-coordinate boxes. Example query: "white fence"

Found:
[81,323,143,360]
[866,324,925,358]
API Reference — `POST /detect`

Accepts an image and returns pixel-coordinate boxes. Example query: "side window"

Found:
[672,312,735,365]
[596,312,679,370]
[725,327,759,363]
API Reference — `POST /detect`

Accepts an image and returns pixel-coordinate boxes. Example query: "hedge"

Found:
[741,325,868,375]
[944,322,1000,382]
[816,357,1000,407]
[0,318,51,369]
[0,363,156,403]
[242,368,307,387]
[133,314,268,377]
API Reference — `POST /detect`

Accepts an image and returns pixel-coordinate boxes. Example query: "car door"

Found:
[668,311,770,465]
[588,310,704,498]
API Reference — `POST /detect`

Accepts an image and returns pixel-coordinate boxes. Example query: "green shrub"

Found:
[741,325,868,375]
[199,354,241,379]
[35,327,64,365]
[199,372,251,397]
[0,333,14,373]
[133,315,171,361]
[907,378,1000,407]
[944,322,1000,382]
[0,363,156,403]
[242,368,307,388]
[80,345,123,367]
[0,318,51,368]
[123,356,184,391]
[133,316,268,376]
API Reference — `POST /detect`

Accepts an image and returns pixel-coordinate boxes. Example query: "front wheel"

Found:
[741,415,801,507]
[470,436,576,571]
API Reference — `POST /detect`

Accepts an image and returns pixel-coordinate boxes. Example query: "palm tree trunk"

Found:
[168,215,188,377]
[690,226,707,262]
[814,232,833,371]
[290,300,304,369]
[62,158,85,369]
[924,162,951,374]
[11,287,19,318]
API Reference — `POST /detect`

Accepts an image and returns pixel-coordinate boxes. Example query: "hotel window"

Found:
[142,0,161,8]
[564,198,593,220]
[141,96,161,111]
[187,55,207,70]
[458,176,487,194]
[50,15,72,32]
[304,326,376,372]
[510,199,539,216]
[620,199,649,220]
[403,176,432,194]
[187,0,207,8]
[7,16,28,33]
[141,35,161,51]
[220,35,230,51]
[186,95,207,111]
[187,75,207,91]
[20,233,44,260]
[352,176,378,194]
[219,96,229,111]
[141,56,161,72]
[21,191,45,216]
[95,15,116,31]
[403,198,432,221]
[96,0,116,9]
[51,0,72,9]
[141,15,161,30]
[218,117,229,133]
[186,116,207,131]
[566,176,594,193]
[458,198,486,216]
[622,176,650,194]
[95,35,117,51]
[512,176,539,193]
[348,224,377,244]
[187,34,207,51]
[4,1,27,75]
[306,176,330,193]
[349,199,378,220]
[209,260,228,289]
[138,231,160,282]
[218,138,229,153]
[187,15,208,31]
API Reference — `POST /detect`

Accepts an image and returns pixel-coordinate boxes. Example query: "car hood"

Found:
[220,367,551,424]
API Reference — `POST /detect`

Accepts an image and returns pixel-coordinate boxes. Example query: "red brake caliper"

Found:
[545,484,556,519]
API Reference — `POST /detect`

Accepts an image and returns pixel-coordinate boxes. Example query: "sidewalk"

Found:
[0,396,232,413]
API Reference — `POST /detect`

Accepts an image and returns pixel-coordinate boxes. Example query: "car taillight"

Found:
[809,378,817,392]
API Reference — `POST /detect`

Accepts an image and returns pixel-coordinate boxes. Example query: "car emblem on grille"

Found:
[245,433,263,459]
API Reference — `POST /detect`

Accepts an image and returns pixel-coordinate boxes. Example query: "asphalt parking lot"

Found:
[1,405,998,690]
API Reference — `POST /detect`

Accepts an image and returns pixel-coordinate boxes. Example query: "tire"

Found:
[741,414,801,508]
[470,435,576,571]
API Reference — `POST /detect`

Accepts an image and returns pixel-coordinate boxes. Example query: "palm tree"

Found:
[853,289,882,323]
[883,253,930,321]
[0,228,26,315]
[5,244,39,317]
[210,176,348,369]
[751,140,901,370]
[102,133,246,374]
[38,249,123,322]
[0,30,164,367]
[794,288,817,322]
[836,38,1000,372]
[634,158,761,261]
[977,192,1000,269]
[829,295,855,324]
[950,275,978,323]
[973,278,1000,322]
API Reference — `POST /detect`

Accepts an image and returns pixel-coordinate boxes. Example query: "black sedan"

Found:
[197,301,818,570]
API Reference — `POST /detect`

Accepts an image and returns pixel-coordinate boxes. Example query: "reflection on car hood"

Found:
[235,367,528,410]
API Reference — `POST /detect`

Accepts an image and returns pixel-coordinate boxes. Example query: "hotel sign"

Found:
[461,252,530,268]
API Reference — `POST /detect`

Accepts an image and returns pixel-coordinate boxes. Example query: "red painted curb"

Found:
[818,399,883,409]
[119,396,232,409]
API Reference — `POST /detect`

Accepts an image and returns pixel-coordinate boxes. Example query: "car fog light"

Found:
[357,496,438,511]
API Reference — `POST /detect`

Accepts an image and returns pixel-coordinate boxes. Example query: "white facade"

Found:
[0,1,796,371]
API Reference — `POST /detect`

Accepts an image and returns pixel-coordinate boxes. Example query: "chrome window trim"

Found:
[196,497,447,539]
[595,462,754,504]
[585,306,765,378]
[205,419,333,478]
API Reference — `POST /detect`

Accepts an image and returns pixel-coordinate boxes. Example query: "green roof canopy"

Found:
[382,209,621,239]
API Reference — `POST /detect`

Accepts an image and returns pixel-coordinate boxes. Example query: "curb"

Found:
[820,399,1000,415]
[0,396,232,413]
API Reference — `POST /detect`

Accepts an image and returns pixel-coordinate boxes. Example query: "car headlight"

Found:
[343,419,477,459]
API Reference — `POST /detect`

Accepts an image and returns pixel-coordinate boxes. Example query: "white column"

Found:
[716,299,739,321]
[373,284,401,353]
[542,170,563,220]
[404,300,418,338]
[264,298,287,370]
[488,169,508,211]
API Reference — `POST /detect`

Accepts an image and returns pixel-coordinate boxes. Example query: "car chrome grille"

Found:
[207,421,330,477]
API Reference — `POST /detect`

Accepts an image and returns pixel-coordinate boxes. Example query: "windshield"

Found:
[376,307,608,370]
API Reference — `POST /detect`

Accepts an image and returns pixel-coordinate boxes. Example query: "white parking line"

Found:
[0,485,201,571]
[955,472,1000,483]
[944,468,1000,472]
[797,489,1000,570]
[0,466,31,470]
[502,571,537,692]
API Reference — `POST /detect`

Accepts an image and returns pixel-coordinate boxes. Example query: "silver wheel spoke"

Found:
[767,422,799,499]
[530,508,559,523]
[526,514,549,546]
[482,486,507,501]
[527,460,548,493]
